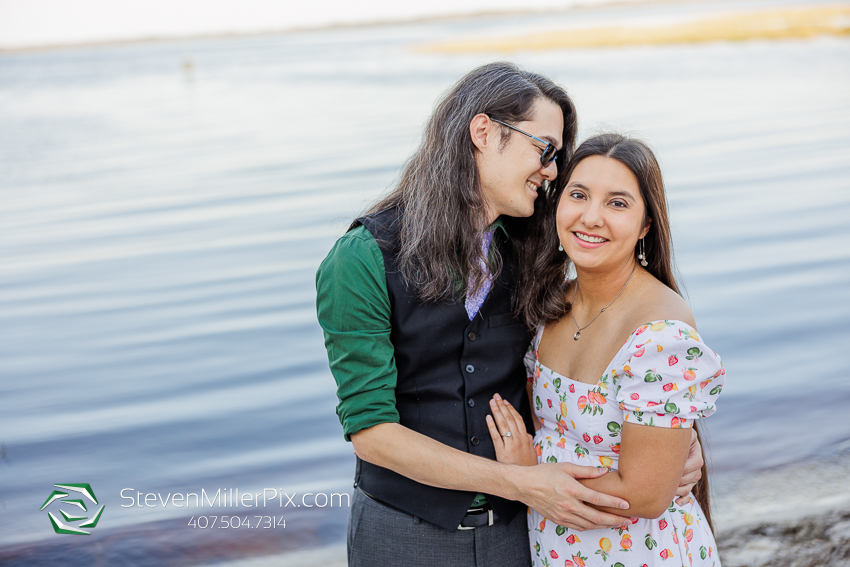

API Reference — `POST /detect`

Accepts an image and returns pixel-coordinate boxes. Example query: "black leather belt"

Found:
[358,487,497,530]
[457,506,496,530]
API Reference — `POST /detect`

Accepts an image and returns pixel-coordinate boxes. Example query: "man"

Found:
[316,62,702,566]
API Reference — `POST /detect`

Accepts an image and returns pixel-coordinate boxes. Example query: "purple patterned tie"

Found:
[464,230,495,320]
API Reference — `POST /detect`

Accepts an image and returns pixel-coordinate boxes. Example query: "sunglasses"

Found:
[490,118,560,168]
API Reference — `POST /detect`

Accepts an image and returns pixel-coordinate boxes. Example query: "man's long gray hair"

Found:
[355,62,577,325]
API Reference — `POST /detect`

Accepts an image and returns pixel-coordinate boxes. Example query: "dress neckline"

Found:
[534,319,698,387]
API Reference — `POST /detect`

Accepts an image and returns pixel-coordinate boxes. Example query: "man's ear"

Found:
[469,113,496,152]
[640,217,652,240]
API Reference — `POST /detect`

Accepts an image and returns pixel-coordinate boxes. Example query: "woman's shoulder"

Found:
[615,276,722,388]
[626,272,695,332]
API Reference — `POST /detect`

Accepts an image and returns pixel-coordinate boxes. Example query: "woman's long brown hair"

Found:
[518,133,714,530]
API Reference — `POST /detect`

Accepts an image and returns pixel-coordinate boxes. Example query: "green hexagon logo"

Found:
[40,483,105,535]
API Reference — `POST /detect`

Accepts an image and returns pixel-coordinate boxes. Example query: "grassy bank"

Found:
[419,5,850,53]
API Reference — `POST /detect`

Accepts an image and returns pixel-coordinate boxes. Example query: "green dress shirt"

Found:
[316,224,397,441]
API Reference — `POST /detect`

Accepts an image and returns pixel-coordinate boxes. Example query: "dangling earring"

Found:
[638,238,648,267]
[558,241,570,279]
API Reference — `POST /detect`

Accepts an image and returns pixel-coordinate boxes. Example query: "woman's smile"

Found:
[572,231,608,248]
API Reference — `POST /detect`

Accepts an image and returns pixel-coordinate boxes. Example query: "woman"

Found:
[487,134,724,566]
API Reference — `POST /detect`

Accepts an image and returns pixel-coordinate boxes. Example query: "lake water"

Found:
[1,0,849,564]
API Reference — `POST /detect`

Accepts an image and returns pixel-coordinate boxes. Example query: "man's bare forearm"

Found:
[351,422,632,530]
[351,422,524,500]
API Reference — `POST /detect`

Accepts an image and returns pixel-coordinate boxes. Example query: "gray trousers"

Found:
[347,487,532,567]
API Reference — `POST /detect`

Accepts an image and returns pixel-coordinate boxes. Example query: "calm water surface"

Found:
[1,1,849,564]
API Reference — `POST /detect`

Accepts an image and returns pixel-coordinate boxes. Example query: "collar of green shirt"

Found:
[488,216,510,241]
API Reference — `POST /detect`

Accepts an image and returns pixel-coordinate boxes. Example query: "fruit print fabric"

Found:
[526,320,724,567]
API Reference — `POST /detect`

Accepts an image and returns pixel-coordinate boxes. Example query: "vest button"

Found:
[465,365,474,373]
[468,332,476,341]
[471,436,480,445]
[467,399,475,407]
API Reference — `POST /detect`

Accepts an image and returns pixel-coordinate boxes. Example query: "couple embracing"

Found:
[316,62,724,567]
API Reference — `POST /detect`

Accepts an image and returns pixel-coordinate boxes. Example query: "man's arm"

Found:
[316,226,399,440]
[352,423,631,530]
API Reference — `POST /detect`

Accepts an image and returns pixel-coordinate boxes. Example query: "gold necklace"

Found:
[570,265,636,341]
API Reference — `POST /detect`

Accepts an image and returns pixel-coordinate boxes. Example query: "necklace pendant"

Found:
[573,331,581,341]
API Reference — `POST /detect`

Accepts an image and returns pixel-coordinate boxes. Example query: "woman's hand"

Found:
[486,393,538,467]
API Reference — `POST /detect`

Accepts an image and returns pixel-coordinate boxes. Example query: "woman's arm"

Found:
[578,422,692,518]
[597,320,724,517]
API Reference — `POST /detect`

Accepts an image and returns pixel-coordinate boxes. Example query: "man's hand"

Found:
[675,428,703,505]
[512,463,633,531]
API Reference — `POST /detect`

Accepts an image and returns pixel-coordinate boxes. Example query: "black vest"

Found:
[354,207,534,531]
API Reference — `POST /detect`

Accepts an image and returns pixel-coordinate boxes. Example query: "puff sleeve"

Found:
[613,320,725,429]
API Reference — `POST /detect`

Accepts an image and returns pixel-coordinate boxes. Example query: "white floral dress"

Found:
[527,320,725,567]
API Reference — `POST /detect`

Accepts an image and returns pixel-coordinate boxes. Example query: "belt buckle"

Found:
[457,507,493,530]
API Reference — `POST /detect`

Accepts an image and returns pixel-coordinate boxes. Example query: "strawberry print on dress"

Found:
[527,320,724,567]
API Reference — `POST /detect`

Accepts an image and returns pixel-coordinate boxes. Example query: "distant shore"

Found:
[420,5,850,53]
[0,0,651,55]
[0,0,850,56]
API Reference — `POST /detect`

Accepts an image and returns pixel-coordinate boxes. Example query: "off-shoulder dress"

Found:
[527,320,724,567]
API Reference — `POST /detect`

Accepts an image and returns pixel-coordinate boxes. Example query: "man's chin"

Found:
[519,202,538,218]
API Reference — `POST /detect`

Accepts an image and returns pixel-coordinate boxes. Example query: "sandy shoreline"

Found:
[5,1,847,55]
[719,509,850,567]
[420,5,850,52]
[711,448,850,566]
